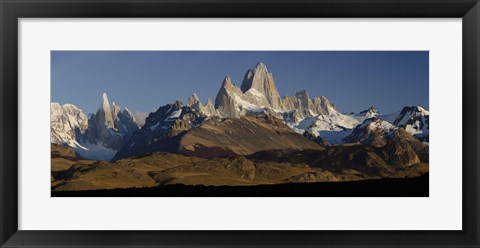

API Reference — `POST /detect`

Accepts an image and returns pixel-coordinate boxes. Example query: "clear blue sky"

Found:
[51,51,428,115]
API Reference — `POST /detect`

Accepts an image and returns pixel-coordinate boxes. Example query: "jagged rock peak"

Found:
[253,62,268,72]
[99,92,114,129]
[188,93,209,115]
[408,106,429,115]
[121,108,136,121]
[295,90,311,108]
[295,90,310,99]
[360,106,379,114]
[218,76,241,95]
[240,62,283,110]
[206,98,213,105]
[240,62,270,93]
[173,100,183,108]
[222,75,233,87]
[112,101,121,118]
[393,105,429,126]
[398,106,429,117]
[101,93,108,106]
[215,76,242,117]
[187,93,201,107]
[101,93,111,112]
[203,98,218,117]
[360,106,380,117]
[311,95,337,115]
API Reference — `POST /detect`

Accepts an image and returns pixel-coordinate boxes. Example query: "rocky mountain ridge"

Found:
[51,93,139,161]
[51,62,429,162]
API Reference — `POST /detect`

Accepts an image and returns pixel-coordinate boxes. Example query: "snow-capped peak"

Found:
[238,62,283,110]
[359,106,380,118]
[415,106,430,115]
[389,106,429,142]
[393,105,429,126]
[342,117,396,146]
[50,102,89,147]
[357,117,395,132]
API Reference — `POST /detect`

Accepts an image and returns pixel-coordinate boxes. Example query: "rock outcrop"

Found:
[187,93,205,114]
[82,93,139,151]
[384,128,426,168]
[203,98,218,116]
[240,62,283,110]
[215,76,242,117]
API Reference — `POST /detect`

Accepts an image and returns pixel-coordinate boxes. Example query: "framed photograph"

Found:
[1,0,479,247]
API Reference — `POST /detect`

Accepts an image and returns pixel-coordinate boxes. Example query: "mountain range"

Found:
[51,93,140,160]
[51,62,429,162]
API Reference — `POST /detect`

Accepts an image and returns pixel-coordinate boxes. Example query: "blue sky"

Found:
[51,51,428,115]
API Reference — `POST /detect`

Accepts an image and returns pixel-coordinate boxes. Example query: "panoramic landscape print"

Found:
[51,51,429,197]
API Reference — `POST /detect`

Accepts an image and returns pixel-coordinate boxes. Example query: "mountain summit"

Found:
[240,62,283,110]
[215,76,242,117]
[212,62,341,120]
[360,106,380,118]
[100,93,115,129]
[50,93,140,161]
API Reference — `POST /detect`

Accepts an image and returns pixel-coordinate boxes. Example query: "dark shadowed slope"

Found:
[113,114,324,160]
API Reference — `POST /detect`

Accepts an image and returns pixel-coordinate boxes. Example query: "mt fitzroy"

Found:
[214,62,337,120]
[51,62,429,161]
[203,62,428,142]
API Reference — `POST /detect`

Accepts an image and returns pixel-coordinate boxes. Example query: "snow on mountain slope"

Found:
[79,93,140,161]
[212,63,381,142]
[357,117,395,131]
[51,93,140,161]
[404,118,429,141]
[240,62,283,110]
[296,105,429,145]
[52,62,430,163]
[210,63,432,145]
[376,111,400,124]
[214,63,342,119]
[359,106,380,118]
[343,118,396,147]
[112,101,206,160]
[50,102,88,147]
[297,112,361,134]
[73,141,118,161]
[317,130,354,145]
[378,106,429,142]
[287,110,368,144]
[393,106,429,126]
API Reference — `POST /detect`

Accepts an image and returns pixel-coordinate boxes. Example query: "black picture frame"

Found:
[1,0,479,247]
